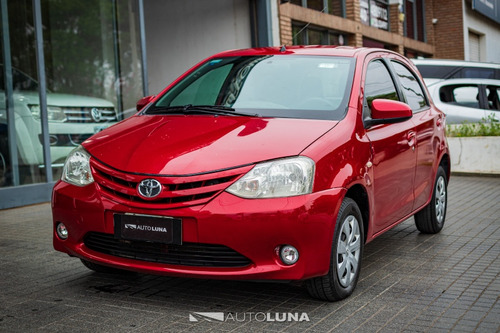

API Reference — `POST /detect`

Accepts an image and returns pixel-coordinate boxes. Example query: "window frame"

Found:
[389,60,430,113]
[362,58,401,126]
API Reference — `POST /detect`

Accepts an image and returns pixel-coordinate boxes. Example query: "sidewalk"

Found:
[0,175,498,332]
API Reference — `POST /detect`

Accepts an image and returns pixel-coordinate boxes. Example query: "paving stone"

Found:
[0,175,499,332]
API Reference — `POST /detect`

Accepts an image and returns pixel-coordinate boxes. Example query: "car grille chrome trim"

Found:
[63,107,117,123]
[84,232,252,267]
[90,159,252,209]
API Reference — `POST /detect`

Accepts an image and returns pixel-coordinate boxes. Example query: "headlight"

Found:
[29,105,67,122]
[226,156,315,198]
[61,146,94,186]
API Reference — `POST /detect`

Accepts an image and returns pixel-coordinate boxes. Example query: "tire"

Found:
[414,166,447,234]
[306,198,364,301]
[80,259,126,274]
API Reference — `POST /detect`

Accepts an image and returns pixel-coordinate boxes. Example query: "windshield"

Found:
[150,55,355,120]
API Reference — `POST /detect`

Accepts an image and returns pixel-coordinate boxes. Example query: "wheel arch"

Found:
[345,184,369,244]
[439,153,451,181]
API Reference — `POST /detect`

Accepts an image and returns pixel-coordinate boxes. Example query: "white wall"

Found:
[463,1,500,63]
[144,0,253,95]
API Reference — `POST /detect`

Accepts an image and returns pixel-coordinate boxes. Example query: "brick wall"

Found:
[431,0,465,59]
[278,0,435,55]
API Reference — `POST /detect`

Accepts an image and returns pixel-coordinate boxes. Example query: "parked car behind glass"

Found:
[426,78,500,124]
[52,46,450,301]
[0,66,117,185]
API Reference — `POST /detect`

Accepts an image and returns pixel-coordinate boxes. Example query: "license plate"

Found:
[113,214,182,244]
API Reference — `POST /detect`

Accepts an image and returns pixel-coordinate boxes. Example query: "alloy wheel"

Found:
[435,176,446,224]
[336,215,361,288]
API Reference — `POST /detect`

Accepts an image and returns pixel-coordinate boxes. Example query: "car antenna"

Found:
[280,45,286,52]
[288,5,327,46]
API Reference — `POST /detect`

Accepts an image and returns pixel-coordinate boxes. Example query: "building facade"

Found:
[0,0,499,209]
[278,0,500,62]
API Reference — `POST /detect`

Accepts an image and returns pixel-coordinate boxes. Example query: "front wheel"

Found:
[306,198,364,301]
[414,166,447,234]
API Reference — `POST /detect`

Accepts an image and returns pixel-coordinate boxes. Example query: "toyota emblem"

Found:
[90,108,102,122]
[137,179,162,198]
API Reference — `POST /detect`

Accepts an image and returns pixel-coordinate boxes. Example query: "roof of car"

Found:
[427,78,500,89]
[212,45,394,58]
[412,58,500,68]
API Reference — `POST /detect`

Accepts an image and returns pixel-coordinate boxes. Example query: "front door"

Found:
[363,59,416,233]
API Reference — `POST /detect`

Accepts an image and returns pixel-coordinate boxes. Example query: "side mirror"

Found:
[365,99,412,127]
[136,95,155,111]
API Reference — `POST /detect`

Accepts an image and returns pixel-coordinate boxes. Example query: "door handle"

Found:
[436,116,443,128]
[407,131,416,150]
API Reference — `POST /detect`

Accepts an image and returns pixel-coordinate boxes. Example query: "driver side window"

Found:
[364,60,398,121]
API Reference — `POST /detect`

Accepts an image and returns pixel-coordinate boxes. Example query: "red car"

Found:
[52,46,450,301]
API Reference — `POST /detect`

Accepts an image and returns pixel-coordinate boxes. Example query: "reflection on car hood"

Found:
[14,91,114,107]
[83,115,337,175]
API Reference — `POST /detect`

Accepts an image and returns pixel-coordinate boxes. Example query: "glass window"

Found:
[328,0,344,16]
[414,65,460,79]
[486,86,500,111]
[2,0,43,186]
[452,67,497,80]
[416,64,500,80]
[391,61,427,111]
[154,55,355,121]
[361,0,389,31]
[307,0,325,11]
[292,22,347,46]
[439,85,480,109]
[1,0,144,188]
[307,29,325,45]
[288,0,345,17]
[405,0,425,41]
[171,64,232,106]
[364,60,399,120]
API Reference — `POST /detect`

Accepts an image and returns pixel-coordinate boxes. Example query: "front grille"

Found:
[91,158,251,209]
[84,232,252,267]
[63,107,117,123]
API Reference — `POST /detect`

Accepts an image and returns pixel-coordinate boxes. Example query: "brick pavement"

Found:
[0,175,498,332]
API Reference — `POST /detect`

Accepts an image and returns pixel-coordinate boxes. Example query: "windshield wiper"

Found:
[146,104,258,117]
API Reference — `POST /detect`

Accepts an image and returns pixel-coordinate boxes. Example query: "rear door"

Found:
[389,59,441,211]
[485,84,500,120]
[435,83,487,123]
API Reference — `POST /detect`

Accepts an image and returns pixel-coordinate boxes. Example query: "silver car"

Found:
[426,78,500,124]
[1,67,117,184]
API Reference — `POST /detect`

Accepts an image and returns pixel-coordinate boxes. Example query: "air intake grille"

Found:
[84,232,252,268]
[90,159,251,209]
[64,107,117,123]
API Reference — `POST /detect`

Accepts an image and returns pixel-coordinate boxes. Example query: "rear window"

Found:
[416,64,500,80]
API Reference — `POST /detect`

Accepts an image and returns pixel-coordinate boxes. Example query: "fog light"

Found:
[56,223,68,240]
[279,245,299,265]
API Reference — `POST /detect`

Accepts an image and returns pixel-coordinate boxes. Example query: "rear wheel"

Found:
[306,198,364,301]
[414,166,447,234]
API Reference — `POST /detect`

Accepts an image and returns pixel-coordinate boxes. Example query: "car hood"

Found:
[14,91,114,107]
[83,115,337,175]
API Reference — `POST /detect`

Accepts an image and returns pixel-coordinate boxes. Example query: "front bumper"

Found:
[52,181,345,280]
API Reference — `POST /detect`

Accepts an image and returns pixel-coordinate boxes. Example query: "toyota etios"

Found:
[52,46,450,301]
